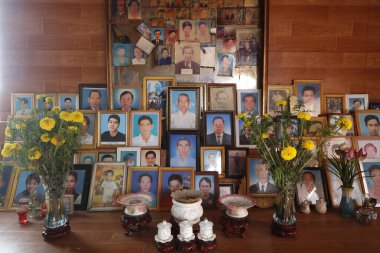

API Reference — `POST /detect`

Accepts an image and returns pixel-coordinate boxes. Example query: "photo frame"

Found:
[79,84,108,110]
[130,110,161,148]
[328,114,355,137]
[275,116,299,138]
[65,164,93,210]
[112,43,131,67]
[127,0,142,19]
[177,82,207,112]
[97,110,128,147]
[140,149,161,167]
[131,45,147,65]
[355,110,380,136]
[200,146,225,177]
[116,147,141,166]
[326,137,353,158]
[359,159,380,207]
[294,80,323,117]
[208,83,237,112]
[216,53,235,77]
[306,117,327,137]
[75,151,98,165]
[64,194,74,214]
[247,157,278,196]
[236,28,260,66]
[296,168,329,206]
[226,148,248,178]
[98,152,117,163]
[0,164,16,210]
[111,86,142,110]
[353,136,380,159]
[11,93,35,117]
[127,167,159,209]
[157,45,172,66]
[219,183,234,198]
[57,93,79,111]
[370,103,380,110]
[87,162,127,211]
[174,41,201,75]
[35,93,57,111]
[158,167,195,209]
[167,87,200,130]
[204,111,234,147]
[323,94,345,114]
[267,85,293,116]
[235,118,256,148]
[345,94,369,113]
[236,89,261,115]
[79,110,98,149]
[167,131,200,170]
[195,171,219,208]
[179,20,196,41]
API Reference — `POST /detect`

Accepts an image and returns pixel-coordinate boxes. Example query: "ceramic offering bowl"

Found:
[171,190,203,225]
[219,194,256,218]
[117,193,153,216]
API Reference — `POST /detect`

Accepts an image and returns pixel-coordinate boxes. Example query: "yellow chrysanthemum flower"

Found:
[39,117,56,131]
[12,143,21,151]
[60,111,71,121]
[50,136,58,146]
[262,133,269,139]
[52,106,60,113]
[46,97,55,102]
[15,123,26,130]
[302,139,315,151]
[263,114,270,119]
[1,147,11,157]
[5,126,11,137]
[34,151,42,159]
[40,133,50,142]
[51,135,65,146]
[297,112,311,121]
[276,100,287,107]
[70,111,84,123]
[68,126,78,131]
[236,112,247,120]
[337,118,353,131]
[28,148,41,160]
[36,94,46,100]
[281,146,297,161]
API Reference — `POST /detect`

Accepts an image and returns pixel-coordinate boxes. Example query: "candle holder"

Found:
[177,221,197,252]
[197,218,217,252]
[155,220,175,253]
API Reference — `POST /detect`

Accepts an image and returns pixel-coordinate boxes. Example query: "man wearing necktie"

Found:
[249,161,277,194]
[205,116,232,146]
[151,29,163,46]
[174,45,200,74]
[15,98,31,116]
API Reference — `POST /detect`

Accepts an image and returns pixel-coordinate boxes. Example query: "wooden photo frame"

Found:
[57,93,79,111]
[116,147,141,166]
[219,183,235,198]
[353,136,380,159]
[226,148,248,178]
[35,93,57,112]
[177,82,208,112]
[200,146,225,177]
[167,131,200,170]
[294,80,323,117]
[208,84,237,112]
[111,86,142,110]
[204,111,234,147]
[129,110,161,148]
[345,94,369,113]
[306,116,327,137]
[355,110,380,136]
[326,137,353,158]
[327,114,355,137]
[267,85,293,116]
[64,194,74,214]
[195,171,219,208]
[79,84,108,110]
[296,168,329,206]
[75,150,98,165]
[236,89,261,115]
[235,118,256,148]
[359,159,380,207]
[0,164,16,210]
[80,110,98,149]
[140,149,161,167]
[97,110,128,147]
[65,164,93,211]
[247,157,278,196]
[11,93,35,117]
[323,94,345,114]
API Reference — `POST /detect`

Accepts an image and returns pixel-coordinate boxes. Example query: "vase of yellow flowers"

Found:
[237,100,352,237]
[2,94,83,239]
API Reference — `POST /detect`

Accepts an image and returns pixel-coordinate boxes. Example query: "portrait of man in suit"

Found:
[115,91,136,111]
[86,90,102,110]
[175,44,200,75]
[206,116,232,146]
[151,29,164,46]
[249,161,277,194]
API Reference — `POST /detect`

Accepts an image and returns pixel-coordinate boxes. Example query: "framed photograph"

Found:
[328,114,355,137]
[222,38,236,53]
[112,86,141,111]
[7,168,45,209]
[177,82,208,112]
[219,183,234,197]
[179,20,195,41]
[217,9,238,25]
[127,167,159,209]
[76,151,98,165]
[112,43,130,67]
[226,148,248,178]
[79,84,108,110]
[370,103,380,110]
[131,45,147,65]
[168,131,200,170]
[130,110,161,148]
[165,28,179,46]
[174,41,201,75]
[355,110,380,136]
[97,111,128,147]
[323,94,345,114]
[80,111,97,148]
[275,116,299,138]
[216,53,234,77]
[151,28,165,46]
[127,0,142,19]
[58,93,79,111]
[296,168,328,206]
[168,87,200,130]
[204,111,234,147]
[200,146,225,177]
[208,84,236,112]
[157,45,172,66]
[195,20,211,44]
[247,158,278,196]
[116,147,141,166]
[307,117,327,136]
[35,93,57,111]
[326,161,363,208]
[237,89,261,115]
[326,137,353,158]
[143,76,176,117]
[353,137,380,159]
[195,171,219,208]
[65,164,93,210]
[294,80,323,117]
[304,138,320,167]
[140,149,161,166]
[267,85,293,116]
[11,93,34,117]
[235,118,256,148]
[158,167,195,209]
[359,159,380,206]
[137,22,151,39]
[64,194,74,214]
[0,164,15,210]
[345,94,369,113]
[87,162,127,211]
[98,152,117,163]
[244,7,260,25]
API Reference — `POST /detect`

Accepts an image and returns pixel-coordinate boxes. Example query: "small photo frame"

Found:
[195,171,219,208]
[165,28,179,46]
[151,28,165,46]
[204,111,234,147]
[168,131,200,170]
[98,152,117,163]
[179,20,196,41]
[116,147,141,166]
[157,45,172,66]
[80,111,98,148]
[328,114,355,136]
[98,111,128,147]
[201,146,225,177]
[35,93,57,111]
[307,117,327,136]
[247,158,278,196]
[267,85,293,116]
[296,168,328,206]
[236,28,260,66]
[235,118,256,148]
[177,82,208,112]
[355,110,380,136]
[294,80,323,117]
[195,20,211,44]
[127,167,159,209]
[208,83,237,112]
[137,22,151,39]
[0,164,15,210]
[174,41,201,75]
[345,94,369,113]
[112,86,141,111]
[88,162,127,211]
[158,167,195,209]
[326,137,353,158]
[359,159,380,206]
[76,151,98,165]
[354,137,380,159]
[237,89,261,115]
[226,148,248,178]
[11,93,35,117]
[64,194,74,214]
[216,53,234,77]
[58,93,79,111]
[131,45,147,65]
[79,85,108,110]
[168,87,200,130]
[140,149,161,166]
[130,110,161,148]
[113,43,130,67]
[275,116,299,138]
[127,0,142,19]
[323,94,345,114]
[219,183,234,198]
[65,164,93,210]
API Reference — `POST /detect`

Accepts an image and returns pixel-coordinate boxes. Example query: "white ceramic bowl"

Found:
[219,194,256,218]
[117,193,153,216]
[171,197,203,225]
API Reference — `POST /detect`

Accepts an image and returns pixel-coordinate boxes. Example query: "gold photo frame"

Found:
[323,94,345,114]
[355,110,380,137]
[79,110,98,149]
[200,146,225,178]
[11,93,35,118]
[129,110,161,148]
[266,85,293,116]
[97,110,128,148]
[294,80,323,117]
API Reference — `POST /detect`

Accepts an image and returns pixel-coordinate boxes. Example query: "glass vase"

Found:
[271,187,297,237]
[339,187,354,217]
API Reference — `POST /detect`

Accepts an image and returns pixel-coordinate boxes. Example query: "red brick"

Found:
[306,52,343,68]
[341,53,367,67]
[82,3,106,19]
[367,37,380,51]
[3,34,28,50]
[305,68,326,80]
[59,51,106,67]
[369,0,380,6]
[90,35,106,50]
[2,17,43,34]
[368,20,380,37]
[292,20,353,37]
[60,67,82,82]
[267,67,306,84]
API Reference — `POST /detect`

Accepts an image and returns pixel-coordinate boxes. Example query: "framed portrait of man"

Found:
[195,20,211,44]
[131,45,147,65]
[177,82,207,112]
[216,53,234,77]
[204,111,234,147]
[112,43,130,67]
[151,28,165,46]
[354,137,380,159]
[0,164,15,210]
[157,46,172,66]
[76,151,98,165]
[296,168,328,206]
[65,164,93,210]
[127,167,159,209]
[195,171,219,208]
[323,94,345,114]
[359,159,380,207]
[11,93,35,117]
[58,93,79,111]
[140,149,161,167]
[97,111,128,147]
[79,111,97,148]
[294,80,323,117]
[235,118,256,148]
[355,110,380,137]
[174,41,201,75]
[200,146,225,177]
[116,147,141,166]
[168,87,200,130]
[79,84,108,110]
[35,93,57,112]
[111,0,128,21]
[326,137,353,158]
[226,148,248,178]
[158,167,194,210]
[247,158,278,196]
[179,20,195,41]
[267,85,293,116]
[208,84,236,112]
[87,162,127,211]
[168,131,199,170]
[328,114,355,136]
[112,86,141,111]
[237,89,261,115]
[345,94,369,113]
[130,110,161,148]
[98,152,117,163]
[165,28,179,46]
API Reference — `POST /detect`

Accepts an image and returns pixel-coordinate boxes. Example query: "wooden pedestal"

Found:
[156,241,176,253]
[177,239,197,252]
[121,210,152,235]
[271,220,296,237]
[219,211,249,238]
[198,238,217,252]
[42,221,70,240]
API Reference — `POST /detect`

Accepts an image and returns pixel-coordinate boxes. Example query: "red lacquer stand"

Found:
[42,222,70,240]
[156,241,176,253]
[219,211,249,238]
[177,239,197,252]
[198,238,217,252]
[121,209,152,235]
[271,220,296,237]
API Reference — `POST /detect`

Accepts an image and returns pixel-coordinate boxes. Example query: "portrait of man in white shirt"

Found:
[170,93,197,130]
[132,114,159,147]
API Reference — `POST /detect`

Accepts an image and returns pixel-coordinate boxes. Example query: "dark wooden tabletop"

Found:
[0,207,379,253]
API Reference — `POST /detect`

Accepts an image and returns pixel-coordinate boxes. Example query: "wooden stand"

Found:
[42,221,70,240]
[156,241,176,253]
[271,220,296,237]
[219,211,249,238]
[121,210,152,235]
[198,238,217,252]
[177,239,197,252]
